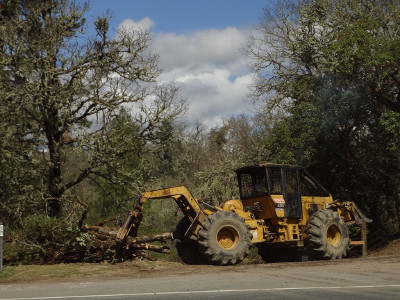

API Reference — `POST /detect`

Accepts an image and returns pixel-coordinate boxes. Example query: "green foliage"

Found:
[0,0,185,220]
[89,108,143,222]
[74,231,93,247]
[155,116,268,204]
[4,214,86,264]
[248,0,400,234]
[24,215,61,244]
[139,199,182,236]
[263,121,300,165]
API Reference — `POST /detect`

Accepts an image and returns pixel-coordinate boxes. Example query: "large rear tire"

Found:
[305,209,350,259]
[173,217,203,264]
[197,211,252,265]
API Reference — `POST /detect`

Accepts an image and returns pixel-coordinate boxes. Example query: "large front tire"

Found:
[305,209,350,259]
[198,211,251,265]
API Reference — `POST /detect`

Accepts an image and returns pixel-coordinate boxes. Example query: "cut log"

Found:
[128,232,173,244]
[131,243,171,254]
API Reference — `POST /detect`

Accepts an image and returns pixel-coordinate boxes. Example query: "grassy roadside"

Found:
[0,248,260,284]
[0,260,187,284]
[1,238,399,284]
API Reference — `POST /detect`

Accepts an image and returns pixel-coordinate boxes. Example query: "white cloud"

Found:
[154,27,247,70]
[118,18,254,128]
[118,17,154,32]
[172,69,252,126]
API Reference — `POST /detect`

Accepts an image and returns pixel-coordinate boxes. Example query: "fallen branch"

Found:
[137,252,156,261]
[95,217,117,226]
[88,225,120,237]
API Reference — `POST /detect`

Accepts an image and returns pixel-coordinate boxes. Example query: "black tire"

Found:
[197,211,252,265]
[173,217,203,264]
[173,216,191,241]
[305,209,350,259]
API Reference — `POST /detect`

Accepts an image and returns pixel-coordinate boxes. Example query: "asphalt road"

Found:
[1,256,400,300]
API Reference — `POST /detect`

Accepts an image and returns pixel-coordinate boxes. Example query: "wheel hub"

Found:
[217,226,239,250]
[327,224,341,247]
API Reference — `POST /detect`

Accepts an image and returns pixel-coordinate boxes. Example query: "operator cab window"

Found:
[238,168,268,199]
[267,166,283,195]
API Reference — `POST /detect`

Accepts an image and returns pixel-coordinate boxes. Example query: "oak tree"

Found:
[0,0,185,219]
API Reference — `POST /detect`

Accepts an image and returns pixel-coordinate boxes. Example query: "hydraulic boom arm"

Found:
[116,186,203,244]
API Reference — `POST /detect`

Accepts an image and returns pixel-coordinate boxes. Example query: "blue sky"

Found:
[80,0,269,127]
[84,1,267,32]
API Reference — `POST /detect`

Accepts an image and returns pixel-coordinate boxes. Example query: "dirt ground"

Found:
[369,238,400,257]
[1,238,399,284]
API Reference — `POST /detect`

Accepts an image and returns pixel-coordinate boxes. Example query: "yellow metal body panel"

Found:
[242,195,287,220]
[245,219,265,243]
[221,200,253,220]
[238,194,334,244]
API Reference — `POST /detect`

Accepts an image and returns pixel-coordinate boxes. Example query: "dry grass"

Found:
[1,238,399,284]
[0,259,185,284]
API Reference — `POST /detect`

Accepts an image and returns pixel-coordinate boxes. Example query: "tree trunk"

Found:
[46,107,63,217]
